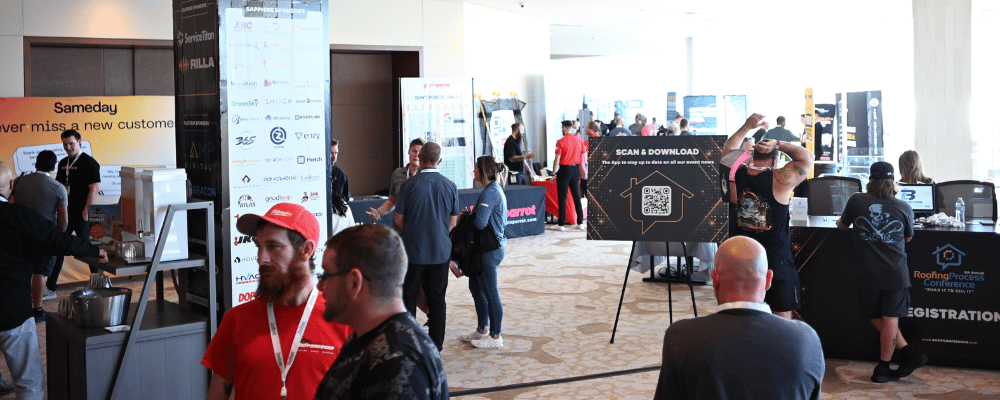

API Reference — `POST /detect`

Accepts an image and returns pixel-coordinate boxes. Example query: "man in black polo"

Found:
[53,129,101,281]
[394,142,460,351]
[503,122,535,185]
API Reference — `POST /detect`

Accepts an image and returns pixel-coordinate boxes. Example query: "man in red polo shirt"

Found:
[552,120,586,231]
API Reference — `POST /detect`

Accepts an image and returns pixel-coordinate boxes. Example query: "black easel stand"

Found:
[610,241,699,344]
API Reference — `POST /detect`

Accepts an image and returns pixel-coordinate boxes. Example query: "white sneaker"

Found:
[576,224,585,230]
[558,226,566,231]
[457,330,488,342]
[471,335,503,349]
[42,288,58,301]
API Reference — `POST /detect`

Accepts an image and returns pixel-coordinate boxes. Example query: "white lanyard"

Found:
[267,288,318,400]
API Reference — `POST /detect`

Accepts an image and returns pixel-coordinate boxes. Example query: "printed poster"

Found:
[400,78,476,189]
[0,96,177,196]
[489,110,514,162]
[219,0,329,308]
[0,96,176,283]
[586,136,728,242]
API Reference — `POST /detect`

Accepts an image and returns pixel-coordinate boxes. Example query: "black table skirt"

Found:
[793,217,999,370]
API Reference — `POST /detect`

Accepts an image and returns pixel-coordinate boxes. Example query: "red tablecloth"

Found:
[531,180,586,225]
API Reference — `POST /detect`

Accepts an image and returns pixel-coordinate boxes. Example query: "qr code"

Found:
[642,186,671,216]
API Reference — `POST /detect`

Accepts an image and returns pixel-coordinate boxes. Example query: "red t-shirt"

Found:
[641,124,657,136]
[202,293,352,400]
[555,133,585,165]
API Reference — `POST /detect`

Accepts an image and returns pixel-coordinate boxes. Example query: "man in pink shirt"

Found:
[552,120,586,231]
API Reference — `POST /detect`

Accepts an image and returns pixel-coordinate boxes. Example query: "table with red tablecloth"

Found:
[531,179,586,225]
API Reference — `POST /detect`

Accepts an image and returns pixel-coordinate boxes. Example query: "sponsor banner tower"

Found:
[174,0,331,311]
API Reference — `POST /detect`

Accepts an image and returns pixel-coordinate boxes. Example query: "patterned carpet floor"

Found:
[438,225,1000,399]
[5,224,999,399]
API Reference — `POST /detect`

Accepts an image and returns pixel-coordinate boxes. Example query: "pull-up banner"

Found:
[0,96,176,196]
[400,78,475,189]
[586,136,728,242]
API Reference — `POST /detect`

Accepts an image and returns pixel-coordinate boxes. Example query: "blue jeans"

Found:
[469,246,505,336]
[0,318,44,400]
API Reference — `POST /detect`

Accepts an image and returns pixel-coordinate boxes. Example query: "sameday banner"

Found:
[0,96,176,283]
[400,78,475,189]
[0,96,177,193]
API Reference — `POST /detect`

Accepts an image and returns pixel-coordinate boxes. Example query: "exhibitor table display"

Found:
[531,179,583,225]
[47,202,216,400]
[349,184,545,239]
[793,216,999,369]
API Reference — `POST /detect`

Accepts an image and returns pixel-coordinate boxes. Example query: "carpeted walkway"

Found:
[4,224,999,399]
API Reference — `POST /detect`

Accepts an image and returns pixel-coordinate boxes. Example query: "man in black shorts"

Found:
[722,113,814,319]
[839,162,928,383]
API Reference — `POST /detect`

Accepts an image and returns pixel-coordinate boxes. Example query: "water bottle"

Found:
[956,197,966,224]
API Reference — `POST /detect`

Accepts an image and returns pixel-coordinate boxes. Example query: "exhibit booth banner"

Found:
[683,96,717,136]
[0,96,176,283]
[586,136,728,242]
[815,103,837,162]
[489,110,515,162]
[836,91,884,156]
[0,96,177,196]
[400,78,475,189]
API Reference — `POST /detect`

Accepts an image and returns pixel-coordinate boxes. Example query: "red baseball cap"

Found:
[236,202,320,247]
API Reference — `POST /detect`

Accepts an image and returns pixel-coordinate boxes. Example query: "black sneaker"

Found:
[893,347,929,378]
[0,377,15,395]
[871,364,899,383]
[33,308,46,323]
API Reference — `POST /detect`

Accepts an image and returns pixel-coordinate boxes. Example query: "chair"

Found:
[934,180,997,222]
[806,176,863,216]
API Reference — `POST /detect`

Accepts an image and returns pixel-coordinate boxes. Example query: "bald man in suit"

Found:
[654,236,825,400]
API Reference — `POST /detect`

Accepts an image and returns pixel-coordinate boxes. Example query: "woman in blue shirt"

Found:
[457,156,508,349]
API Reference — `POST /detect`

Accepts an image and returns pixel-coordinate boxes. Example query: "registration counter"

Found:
[793,217,999,369]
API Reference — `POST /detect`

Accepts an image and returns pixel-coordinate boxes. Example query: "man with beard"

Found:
[202,203,351,400]
[314,224,448,400]
[503,122,535,185]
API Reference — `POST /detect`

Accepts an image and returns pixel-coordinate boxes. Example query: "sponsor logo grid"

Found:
[225,6,328,307]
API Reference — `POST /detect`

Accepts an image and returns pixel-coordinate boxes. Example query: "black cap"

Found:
[870,161,894,180]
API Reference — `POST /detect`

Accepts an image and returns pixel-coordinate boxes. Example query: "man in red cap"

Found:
[202,202,351,400]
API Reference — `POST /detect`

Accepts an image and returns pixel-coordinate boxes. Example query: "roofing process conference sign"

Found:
[586,136,728,242]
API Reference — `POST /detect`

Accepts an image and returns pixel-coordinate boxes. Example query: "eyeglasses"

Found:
[317,269,352,281]
[316,268,372,281]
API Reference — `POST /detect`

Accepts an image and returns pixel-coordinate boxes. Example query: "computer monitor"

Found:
[896,183,936,213]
